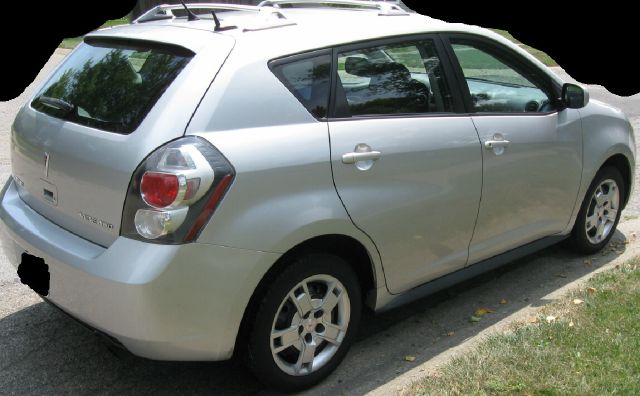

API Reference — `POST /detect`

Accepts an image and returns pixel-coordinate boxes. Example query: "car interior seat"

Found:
[344,56,429,115]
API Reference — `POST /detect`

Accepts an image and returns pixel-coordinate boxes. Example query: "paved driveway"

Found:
[1,52,639,395]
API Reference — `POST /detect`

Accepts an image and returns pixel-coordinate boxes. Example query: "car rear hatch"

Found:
[10,25,234,247]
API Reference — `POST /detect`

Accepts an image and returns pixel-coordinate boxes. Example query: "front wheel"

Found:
[570,167,625,254]
[245,253,362,392]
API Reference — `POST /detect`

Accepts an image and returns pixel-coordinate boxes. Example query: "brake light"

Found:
[121,136,235,243]
[141,172,180,208]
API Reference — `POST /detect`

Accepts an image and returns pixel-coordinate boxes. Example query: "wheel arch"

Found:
[233,233,378,358]
[600,153,633,208]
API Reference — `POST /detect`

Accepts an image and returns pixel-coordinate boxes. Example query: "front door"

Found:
[444,36,583,264]
[328,37,482,293]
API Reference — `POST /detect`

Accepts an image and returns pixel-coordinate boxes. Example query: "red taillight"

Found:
[141,172,180,208]
[122,137,234,243]
[185,174,232,241]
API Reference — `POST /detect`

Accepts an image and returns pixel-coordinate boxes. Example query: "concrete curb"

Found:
[368,219,640,395]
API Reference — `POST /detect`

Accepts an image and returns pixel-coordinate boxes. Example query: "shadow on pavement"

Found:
[0,231,629,395]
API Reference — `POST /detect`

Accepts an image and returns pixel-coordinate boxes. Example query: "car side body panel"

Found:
[329,116,482,293]
[562,99,636,234]
[185,53,386,292]
[468,110,583,264]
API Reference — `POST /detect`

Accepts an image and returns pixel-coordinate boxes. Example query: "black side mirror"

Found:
[562,83,589,109]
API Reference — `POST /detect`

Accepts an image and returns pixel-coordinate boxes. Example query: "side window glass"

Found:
[336,40,453,117]
[451,42,553,113]
[271,53,331,118]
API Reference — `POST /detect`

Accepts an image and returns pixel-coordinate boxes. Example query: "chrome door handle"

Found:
[341,151,382,164]
[484,140,510,149]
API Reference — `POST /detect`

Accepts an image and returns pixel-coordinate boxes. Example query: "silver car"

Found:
[0,1,635,391]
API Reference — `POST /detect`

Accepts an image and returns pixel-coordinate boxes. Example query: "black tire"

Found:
[570,166,625,254]
[245,253,362,392]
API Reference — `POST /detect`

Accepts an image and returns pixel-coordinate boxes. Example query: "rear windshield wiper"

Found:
[36,96,76,115]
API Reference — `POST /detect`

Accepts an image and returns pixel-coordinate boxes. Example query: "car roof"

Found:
[86,2,561,84]
[90,4,480,53]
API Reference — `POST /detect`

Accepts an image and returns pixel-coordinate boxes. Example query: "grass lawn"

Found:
[59,17,130,49]
[409,258,640,395]
[490,29,557,67]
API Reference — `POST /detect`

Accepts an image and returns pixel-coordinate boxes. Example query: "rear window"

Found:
[31,39,193,134]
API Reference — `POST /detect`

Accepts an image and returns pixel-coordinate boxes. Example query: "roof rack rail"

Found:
[257,0,410,16]
[134,3,285,24]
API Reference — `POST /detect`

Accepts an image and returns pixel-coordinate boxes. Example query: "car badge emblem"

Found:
[44,152,50,178]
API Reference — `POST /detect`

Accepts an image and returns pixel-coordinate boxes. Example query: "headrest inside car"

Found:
[374,62,411,82]
[345,57,374,77]
[345,57,412,82]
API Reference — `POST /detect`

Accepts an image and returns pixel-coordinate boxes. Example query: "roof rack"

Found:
[133,3,287,24]
[257,0,410,16]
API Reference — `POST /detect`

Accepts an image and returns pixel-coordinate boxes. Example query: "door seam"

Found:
[466,116,485,267]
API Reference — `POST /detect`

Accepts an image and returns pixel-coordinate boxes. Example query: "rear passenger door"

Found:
[328,37,483,294]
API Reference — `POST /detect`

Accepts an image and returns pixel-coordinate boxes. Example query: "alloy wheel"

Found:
[270,274,350,376]
[585,178,620,244]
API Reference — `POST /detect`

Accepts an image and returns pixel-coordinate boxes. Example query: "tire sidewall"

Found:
[572,167,625,253]
[247,253,362,392]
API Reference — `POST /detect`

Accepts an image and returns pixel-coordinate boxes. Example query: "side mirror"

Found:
[562,83,589,109]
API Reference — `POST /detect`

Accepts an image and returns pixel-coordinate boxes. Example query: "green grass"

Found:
[58,17,130,49]
[491,28,558,66]
[409,258,640,395]
[519,44,558,67]
[59,37,83,49]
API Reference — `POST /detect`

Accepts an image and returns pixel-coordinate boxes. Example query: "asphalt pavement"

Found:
[1,51,639,395]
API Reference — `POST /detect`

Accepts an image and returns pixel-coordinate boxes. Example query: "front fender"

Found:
[564,100,635,233]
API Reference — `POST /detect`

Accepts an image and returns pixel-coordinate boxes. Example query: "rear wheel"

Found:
[245,253,361,392]
[570,167,625,254]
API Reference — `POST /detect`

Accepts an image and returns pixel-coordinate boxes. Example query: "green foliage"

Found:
[58,17,130,49]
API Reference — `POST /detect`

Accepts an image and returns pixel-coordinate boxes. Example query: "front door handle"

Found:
[342,151,382,164]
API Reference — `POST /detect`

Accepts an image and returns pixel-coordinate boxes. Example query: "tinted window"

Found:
[271,54,331,118]
[451,42,553,113]
[31,40,193,134]
[335,40,453,117]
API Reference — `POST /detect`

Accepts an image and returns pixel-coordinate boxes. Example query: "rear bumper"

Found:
[0,179,280,361]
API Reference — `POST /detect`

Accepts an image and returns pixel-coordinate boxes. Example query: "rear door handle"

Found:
[484,140,510,149]
[341,151,382,164]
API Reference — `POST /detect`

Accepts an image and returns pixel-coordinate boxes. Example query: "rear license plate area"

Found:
[17,253,50,296]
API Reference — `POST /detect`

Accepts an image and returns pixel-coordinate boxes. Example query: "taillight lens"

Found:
[121,136,235,243]
[141,172,180,208]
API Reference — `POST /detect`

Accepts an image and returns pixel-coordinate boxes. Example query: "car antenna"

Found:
[179,0,199,21]
[211,11,237,32]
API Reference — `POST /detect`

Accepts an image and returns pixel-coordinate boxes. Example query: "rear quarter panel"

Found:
[185,51,385,290]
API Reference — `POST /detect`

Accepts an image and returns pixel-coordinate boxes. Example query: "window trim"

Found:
[328,33,467,121]
[268,48,333,120]
[440,33,563,116]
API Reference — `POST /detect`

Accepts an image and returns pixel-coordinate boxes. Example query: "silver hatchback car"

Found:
[0,1,635,391]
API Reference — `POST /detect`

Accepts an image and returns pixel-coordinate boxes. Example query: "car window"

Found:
[450,42,553,113]
[271,53,331,118]
[31,40,193,134]
[335,40,454,117]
